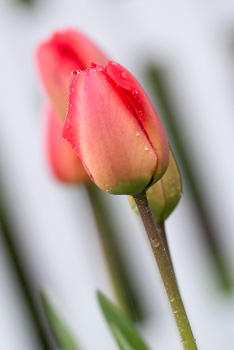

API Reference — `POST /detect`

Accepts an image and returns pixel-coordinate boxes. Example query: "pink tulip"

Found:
[63,61,169,195]
[36,28,108,120]
[45,107,90,183]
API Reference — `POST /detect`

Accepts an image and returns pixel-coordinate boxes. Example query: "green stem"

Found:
[133,191,197,350]
[86,183,144,321]
[0,181,51,350]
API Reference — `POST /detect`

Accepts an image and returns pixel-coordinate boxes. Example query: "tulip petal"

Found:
[105,61,169,184]
[63,68,157,195]
[46,107,89,183]
[36,29,107,120]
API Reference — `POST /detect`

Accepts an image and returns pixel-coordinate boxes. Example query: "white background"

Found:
[1,0,234,349]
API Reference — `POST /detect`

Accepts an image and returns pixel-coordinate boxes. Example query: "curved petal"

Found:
[63,68,157,195]
[46,107,89,183]
[36,29,108,120]
[105,61,169,183]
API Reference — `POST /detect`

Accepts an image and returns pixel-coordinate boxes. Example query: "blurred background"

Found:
[1,0,234,349]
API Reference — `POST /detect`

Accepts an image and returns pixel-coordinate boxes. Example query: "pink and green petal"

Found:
[63,68,157,195]
[105,61,169,183]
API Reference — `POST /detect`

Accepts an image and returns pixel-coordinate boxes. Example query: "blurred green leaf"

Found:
[41,293,80,350]
[97,291,149,350]
[110,324,135,350]
[16,0,35,5]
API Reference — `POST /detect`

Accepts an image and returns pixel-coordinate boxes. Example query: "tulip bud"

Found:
[63,61,169,195]
[36,29,107,120]
[45,107,90,183]
[129,150,182,222]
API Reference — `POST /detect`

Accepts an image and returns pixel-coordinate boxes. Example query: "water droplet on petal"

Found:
[121,72,127,79]
[111,61,117,66]
[97,66,103,72]
[66,125,72,131]
[138,110,143,115]
[132,89,138,95]
[136,131,140,136]
[71,87,75,93]
[71,70,78,76]
[144,145,149,151]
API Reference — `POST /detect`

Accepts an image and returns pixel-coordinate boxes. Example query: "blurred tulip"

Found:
[36,29,108,119]
[129,150,182,223]
[45,107,90,183]
[63,61,169,195]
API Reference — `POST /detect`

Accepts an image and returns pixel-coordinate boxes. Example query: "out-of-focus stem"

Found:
[147,66,232,291]
[0,181,51,350]
[134,191,197,350]
[86,183,144,321]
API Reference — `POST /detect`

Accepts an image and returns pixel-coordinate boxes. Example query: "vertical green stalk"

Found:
[86,183,144,321]
[0,182,51,350]
[133,191,197,350]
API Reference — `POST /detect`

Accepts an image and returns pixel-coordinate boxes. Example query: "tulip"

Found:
[45,107,90,183]
[36,28,108,183]
[63,61,169,195]
[129,150,182,222]
[36,28,108,120]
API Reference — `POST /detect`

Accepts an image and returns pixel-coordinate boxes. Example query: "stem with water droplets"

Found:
[133,191,197,350]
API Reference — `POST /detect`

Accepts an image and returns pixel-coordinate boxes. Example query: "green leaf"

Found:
[110,324,135,350]
[97,291,149,350]
[41,292,80,350]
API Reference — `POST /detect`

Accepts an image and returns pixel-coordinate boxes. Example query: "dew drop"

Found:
[144,145,149,151]
[66,125,72,131]
[111,61,117,66]
[173,310,178,314]
[71,70,77,76]
[170,297,175,302]
[150,237,160,248]
[90,63,97,68]
[97,66,103,72]
[138,110,143,115]
[121,72,127,79]
[136,131,140,136]
[71,87,75,93]
[69,103,74,110]
[132,89,138,95]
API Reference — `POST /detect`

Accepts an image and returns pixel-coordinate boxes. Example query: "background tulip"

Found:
[45,107,90,183]
[63,61,169,195]
[129,150,182,223]
[36,29,108,120]
[36,28,108,183]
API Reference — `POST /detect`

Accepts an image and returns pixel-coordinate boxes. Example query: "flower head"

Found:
[63,61,169,195]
